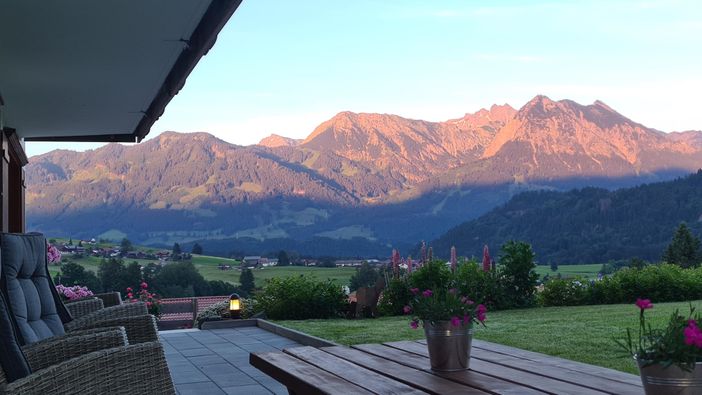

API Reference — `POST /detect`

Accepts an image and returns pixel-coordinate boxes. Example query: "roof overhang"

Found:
[0,0,241,143]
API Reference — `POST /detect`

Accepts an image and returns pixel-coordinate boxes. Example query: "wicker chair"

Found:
[0,292,175,394]
[0,233,158,345]
[64,291,124,318]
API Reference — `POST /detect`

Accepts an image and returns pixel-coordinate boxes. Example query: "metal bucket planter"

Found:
[638,360,702,395]
[424,320,473,372]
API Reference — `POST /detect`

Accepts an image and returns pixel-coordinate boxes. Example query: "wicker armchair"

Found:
[64,291,123,316]
[0,327,175,394]
[0,233,158,345]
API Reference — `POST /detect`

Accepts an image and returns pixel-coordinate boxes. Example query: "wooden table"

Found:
[250,339,644,394]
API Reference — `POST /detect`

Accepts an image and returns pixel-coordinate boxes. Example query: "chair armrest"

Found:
[22,327,128,371]
[66,301,148,329]
[67,314,159,344]
[4,342,175,395]
[64,297,104,318]
[92,291,122,307]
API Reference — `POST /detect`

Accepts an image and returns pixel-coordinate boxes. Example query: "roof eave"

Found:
[25,0,243,143]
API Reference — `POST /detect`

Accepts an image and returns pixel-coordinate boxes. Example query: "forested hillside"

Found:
[432,170,702,264]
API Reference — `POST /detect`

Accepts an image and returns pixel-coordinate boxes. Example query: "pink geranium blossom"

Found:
[410,320,419,329]
[422,289,433,298]
[476,304,487,322]
[410,288,420,295]
[450,316,461,327]
[635,298,653,310]
[403,305,412,314]
[685,320,702,348]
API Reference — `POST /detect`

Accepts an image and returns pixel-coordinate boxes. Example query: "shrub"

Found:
[498,241,539,308]
[195,298,257,327]
[349,262,381,291]
[208,280,238,296]
[410,260,451,292]
[55,261,100,291]
[538,278,590,306]
[256,275,347,320]
[454,261,507,310]
[378,277,412,316]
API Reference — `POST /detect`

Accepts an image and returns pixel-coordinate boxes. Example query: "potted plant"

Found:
[405,261,487,371]
[618,298,702,395]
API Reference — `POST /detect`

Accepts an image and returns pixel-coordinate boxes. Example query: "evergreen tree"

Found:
[349,262,381,291]
[663,223,702,268]
[172,242,182,257]
[97,258,125,293]
[68,238,73,246]
[277,250,290,266]
[239,268,255,297]
[55,262,100,291]
[191,243,203,255]
[550,261,558,272]
[120,238,133,252]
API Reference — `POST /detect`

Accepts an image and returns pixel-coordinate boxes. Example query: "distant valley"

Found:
[26,95,702,259]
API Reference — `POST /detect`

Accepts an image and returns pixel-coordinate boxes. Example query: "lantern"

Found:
[229,293,241,319]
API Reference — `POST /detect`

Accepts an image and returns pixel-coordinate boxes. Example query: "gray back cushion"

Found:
[0,291,32,382]
[1,233,68,344]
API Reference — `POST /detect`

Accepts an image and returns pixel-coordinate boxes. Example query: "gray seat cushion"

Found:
[0,291,32,382]
[1,233,69,344]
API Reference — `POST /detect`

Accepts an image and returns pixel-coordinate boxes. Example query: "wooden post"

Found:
[192,297,198,323]
[0,128,28,233]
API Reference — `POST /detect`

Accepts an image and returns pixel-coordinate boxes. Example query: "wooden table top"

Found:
[250,339,644,395]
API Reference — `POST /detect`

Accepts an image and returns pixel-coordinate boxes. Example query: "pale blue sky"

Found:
[26,0,702,157]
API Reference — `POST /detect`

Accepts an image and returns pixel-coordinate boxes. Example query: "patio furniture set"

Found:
[0,233,174,394]
[251,339,645,395]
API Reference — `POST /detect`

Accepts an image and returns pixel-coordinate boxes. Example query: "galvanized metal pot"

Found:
[638,359,702,395]
[424,320,473,372]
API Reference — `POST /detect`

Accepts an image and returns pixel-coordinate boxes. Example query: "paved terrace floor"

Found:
[160,327,301,395]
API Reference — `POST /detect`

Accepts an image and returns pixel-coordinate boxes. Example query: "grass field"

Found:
[50,253,357,288]
[535,263,602,279]
[275,300,702,374]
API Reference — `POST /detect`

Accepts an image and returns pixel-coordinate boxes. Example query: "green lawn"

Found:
[275,300,702,374]
[250,266,356,287]
[535,263,602,279]
[50,253,356,288]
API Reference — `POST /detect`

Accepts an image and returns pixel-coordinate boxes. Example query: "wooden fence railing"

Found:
[157,296,229,330]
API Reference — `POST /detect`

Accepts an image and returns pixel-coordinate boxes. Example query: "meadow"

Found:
[50,253,357,288]
[276,300,702,374]
[534,263,602,279]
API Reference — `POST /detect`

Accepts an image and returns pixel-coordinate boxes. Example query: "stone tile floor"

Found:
[160,326,301,395]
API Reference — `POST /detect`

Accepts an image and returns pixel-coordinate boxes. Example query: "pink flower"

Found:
[410,320,419,329]
[448,288,458,295]
[476,304,487,323]
[463,314,471,324]
[141,282,148,289]
[126,287,133,292]
[684,320,702,348]
[422,289,433,298]
[635,298,653,310]
[410,288,420,295]
[403,305,412,314]
[127,293,133,299]
[461,296,474,305]
[450,316,461,327]
[47,243,62,264]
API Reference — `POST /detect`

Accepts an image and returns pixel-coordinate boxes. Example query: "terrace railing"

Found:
[158,296,229,330]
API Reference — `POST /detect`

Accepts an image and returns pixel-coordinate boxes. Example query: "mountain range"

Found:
[25,95,702,258]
